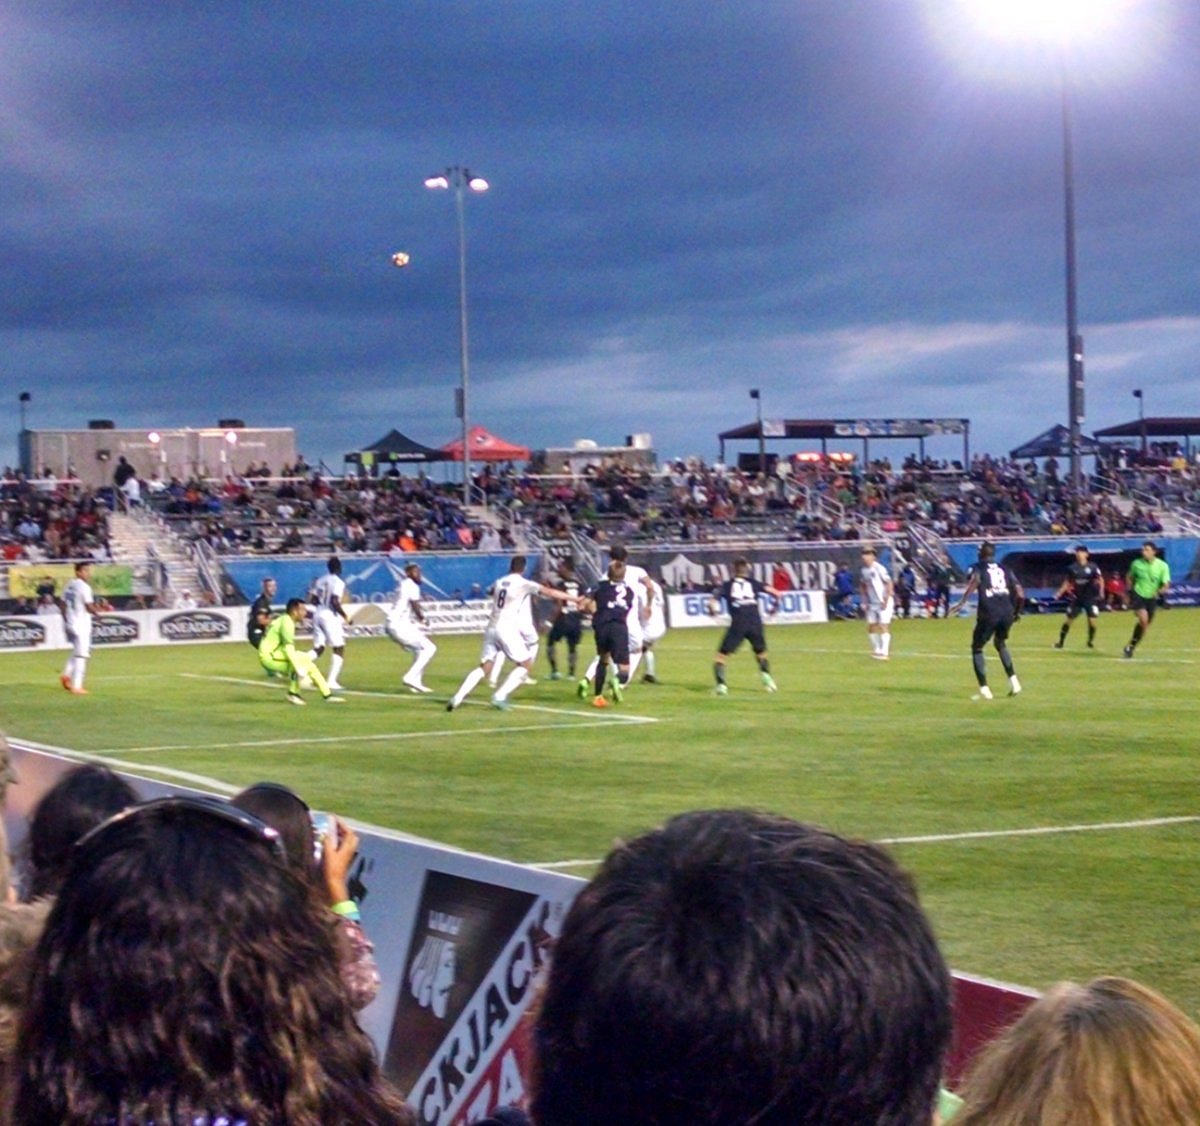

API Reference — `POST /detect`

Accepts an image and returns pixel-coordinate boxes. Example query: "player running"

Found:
[708,557,783,695]
[859,546,895,660]
[1123,540,1170,659]
[258,599,344,706]
[57,561,109,696]
[385,562,437,693]
[950,542,1023,701]
[578,561,637,708]
[639,573,668,683]
[310,556,349,691]
[1054,545,1103,650]
[545,559,583,682]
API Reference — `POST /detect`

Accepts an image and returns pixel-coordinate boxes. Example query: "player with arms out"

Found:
[57,561,110,696]
[950,542,1023,701]
[385,562,437,693]
[1054,545,1103,650]
[709,557,783,695]
[258,599,344,706]
[859,546,895,660]
[310,556,349,691]
[1123,540,1170,659]
[545,558,583,682]
[580,560,636,708]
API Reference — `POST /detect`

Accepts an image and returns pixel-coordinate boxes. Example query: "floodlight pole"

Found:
[1060,55,1085,494]
[750,388,765,475]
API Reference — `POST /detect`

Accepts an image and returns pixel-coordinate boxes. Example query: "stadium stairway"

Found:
[108,511,207,605]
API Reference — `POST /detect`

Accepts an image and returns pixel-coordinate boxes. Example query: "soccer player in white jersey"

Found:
[578,544,654,694]
[57,561,107,695]
[449,555,574,711]
[859,546,895,660]
[640,574,668,683]
[386,562,437,693]
[310,556,349,690]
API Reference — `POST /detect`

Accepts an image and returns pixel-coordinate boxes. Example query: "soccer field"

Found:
[3,608,1199,1013]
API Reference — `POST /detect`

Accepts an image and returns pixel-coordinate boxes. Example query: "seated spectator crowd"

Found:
[0,743,1196,1124]
[0,471,111,563]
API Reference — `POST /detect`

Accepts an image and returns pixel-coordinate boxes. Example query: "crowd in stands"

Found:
[0,747,1197,1124]
[0,470,112,563]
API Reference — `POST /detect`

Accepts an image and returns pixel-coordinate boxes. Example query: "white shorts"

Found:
[643,612,667,644]
[312,607,346,649]
[495,624,534,665]
[387,621,434,653]
[626,614,644,655]
[67,626,92,660]
[867,602,894,627]
[479,625,501,665]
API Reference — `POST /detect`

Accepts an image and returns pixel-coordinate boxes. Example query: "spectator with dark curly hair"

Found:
[8,796,412,1125]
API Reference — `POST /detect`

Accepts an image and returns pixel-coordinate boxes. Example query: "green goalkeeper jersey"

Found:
[259,613,296,662]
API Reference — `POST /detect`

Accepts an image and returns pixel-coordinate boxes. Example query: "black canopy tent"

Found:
[1008,424,1103,460]
[718,418,970,466]
[1093,417,1200,458]
[343,429,449,475]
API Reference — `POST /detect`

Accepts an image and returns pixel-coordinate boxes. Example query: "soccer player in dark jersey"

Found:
[709,557,783,695]
[949,542,1023,700]
[581,561,635,709]
[1054,545,1103,650]
[1123,540,1171,659]
[546,559,584,681]
[248,577,277,651]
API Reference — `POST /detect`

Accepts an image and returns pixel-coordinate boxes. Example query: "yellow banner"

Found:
[8,564,134,599]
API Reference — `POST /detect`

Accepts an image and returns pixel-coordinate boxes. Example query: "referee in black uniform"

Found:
[583,561,635,707]
[951,542,1023,700]
[248,577,278,651]
[1054,545,1103,650]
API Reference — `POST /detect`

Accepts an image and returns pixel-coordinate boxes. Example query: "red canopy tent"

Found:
[441,425,531,462]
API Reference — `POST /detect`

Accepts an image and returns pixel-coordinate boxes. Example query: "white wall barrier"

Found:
[2,742,584,1126]
[667,589,828,629]
[0,601,492,654]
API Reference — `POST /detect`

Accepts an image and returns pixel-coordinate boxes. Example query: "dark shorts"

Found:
[548,616,582,647]
[594,620,630,665]
[719,621,767,657]
[1131,594,1159,619]
[972,612,1014,651]
[1066,599,1099,621]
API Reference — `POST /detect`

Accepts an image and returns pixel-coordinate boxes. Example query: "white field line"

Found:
[528,814,1200,870]
[180,673,658,725]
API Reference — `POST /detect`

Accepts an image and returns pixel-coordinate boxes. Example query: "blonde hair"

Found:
[956,977,1200,1126]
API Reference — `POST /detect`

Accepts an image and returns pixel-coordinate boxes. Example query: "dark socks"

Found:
[972,651,988,686]
[714,662,727,686]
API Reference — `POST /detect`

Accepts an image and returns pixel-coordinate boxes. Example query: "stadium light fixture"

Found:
[956,0,1133,495]
[425,166,490,509]
[749,389,765,476]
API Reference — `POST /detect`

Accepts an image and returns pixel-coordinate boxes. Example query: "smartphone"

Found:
[311,812,337,863]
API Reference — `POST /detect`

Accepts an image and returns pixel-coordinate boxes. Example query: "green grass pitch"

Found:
[3,608,1199,1012]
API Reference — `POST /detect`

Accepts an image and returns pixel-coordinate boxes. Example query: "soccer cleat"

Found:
[762,673,778,693]
[323,694,345,704]
[592,696,610,709]
[610,679,624,703]
[287,693,306,706]
[490,695,510,711]
[1123,645,1134,659]
[445,699,458,712]
[525,676,538,686]
[1053,640,1064,650]
[60,674,72,692]
[403,680,433,694]
[714,683,729,696]
[1008,676,1022,697]
[69,687,89,696]
[972,686,994,701]
[1087,640,1095,649]
[870,653,888,661]
[576,678,589,699]
[641,674,658,684]
[549,671,562,681]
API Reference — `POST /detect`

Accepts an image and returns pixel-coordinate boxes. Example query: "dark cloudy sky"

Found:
[3,0,1198,471]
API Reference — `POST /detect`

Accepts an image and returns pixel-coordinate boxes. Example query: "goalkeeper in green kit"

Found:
[1123,541,1170,659]
[259,599,345,705]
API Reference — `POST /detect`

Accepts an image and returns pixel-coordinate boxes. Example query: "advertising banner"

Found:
[668,589,828,628]
[8,563,134,599]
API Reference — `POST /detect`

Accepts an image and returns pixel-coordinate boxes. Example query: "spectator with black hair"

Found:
[531,808,953,1126]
